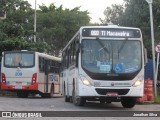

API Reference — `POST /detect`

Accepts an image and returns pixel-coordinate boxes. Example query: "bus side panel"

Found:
[36,53,49,94]
[60,72,63,95]
[48,73,60,94]
[68,66,76,97]
[37,72,45,93]
[62,69,69,96]
[60,70,66,95]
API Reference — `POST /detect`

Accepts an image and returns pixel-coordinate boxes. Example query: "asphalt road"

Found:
[0,96,159,119]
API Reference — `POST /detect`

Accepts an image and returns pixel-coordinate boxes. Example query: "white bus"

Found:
[60,25,146,108]
[1,50,61,98]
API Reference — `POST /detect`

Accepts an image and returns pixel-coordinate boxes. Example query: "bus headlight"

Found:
[80,76,91,86]
[133,80,142,87]
[82,79,90,85]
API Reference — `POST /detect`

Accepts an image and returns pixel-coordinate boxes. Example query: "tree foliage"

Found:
[0,0,90,56]
[100,4,124,25]
[101,0,160,58]
[37,4,90,56]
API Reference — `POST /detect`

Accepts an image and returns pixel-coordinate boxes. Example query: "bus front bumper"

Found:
[78,85,144,97]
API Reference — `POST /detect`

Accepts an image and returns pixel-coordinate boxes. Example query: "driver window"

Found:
[119,43,140,73]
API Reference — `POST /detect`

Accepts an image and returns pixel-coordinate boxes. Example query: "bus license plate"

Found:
[15,82,22,89]
[106,92,118,96]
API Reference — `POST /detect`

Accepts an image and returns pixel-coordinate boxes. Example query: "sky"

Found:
[27,0,124,23]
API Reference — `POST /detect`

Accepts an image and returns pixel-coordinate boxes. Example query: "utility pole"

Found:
[34,0,37,42]
[145,0,157,96]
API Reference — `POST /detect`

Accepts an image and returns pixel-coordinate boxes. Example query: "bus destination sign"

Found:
[82,28,141,38]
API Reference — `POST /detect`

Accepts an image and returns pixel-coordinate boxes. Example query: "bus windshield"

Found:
[81,39,142,74]
[4,52,34,67]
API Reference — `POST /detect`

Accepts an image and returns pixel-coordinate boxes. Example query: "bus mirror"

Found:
[144,48,148,65]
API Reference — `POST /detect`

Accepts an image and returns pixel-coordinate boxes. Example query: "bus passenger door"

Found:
[44,59,49,93]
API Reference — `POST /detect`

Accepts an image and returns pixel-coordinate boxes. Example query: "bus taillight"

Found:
[1,73,6,84]
[32,73,37,84]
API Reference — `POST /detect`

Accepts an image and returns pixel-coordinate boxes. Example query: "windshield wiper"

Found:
[118,38,128,53]
[118,38,128,59]
[96,37,109,53]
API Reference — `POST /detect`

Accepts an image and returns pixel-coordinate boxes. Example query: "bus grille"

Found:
[95,88,129,95]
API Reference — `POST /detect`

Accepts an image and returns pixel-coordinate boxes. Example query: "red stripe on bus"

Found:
[0,82,59,91]
[38,82,60,85]
[0,83,38,91]
[6,77,31,78]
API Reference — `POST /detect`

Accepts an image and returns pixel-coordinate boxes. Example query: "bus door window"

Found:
[39,57,45,72]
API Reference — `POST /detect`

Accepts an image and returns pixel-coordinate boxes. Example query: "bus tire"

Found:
[70,96,73,103]
[121,97,136,108]
[41,93,51,98]
[65,96,70,102]
[17,91,28,98]
[72,87,85,106]
[50,84,54,97]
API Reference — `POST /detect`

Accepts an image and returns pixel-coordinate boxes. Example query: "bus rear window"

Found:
[4,52,34,67]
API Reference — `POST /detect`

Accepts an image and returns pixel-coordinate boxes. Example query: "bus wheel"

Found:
[41,93,50,98]
[121,97,136,108]
[17,91,28,98]
[65,96,70,102]
[72,87,85,106]
[50,84,54,97]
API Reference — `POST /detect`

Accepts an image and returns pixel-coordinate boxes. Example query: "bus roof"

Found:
[79,25,141,30]
[62,25,141,52]
[2,51,61,62]
[37,52,61,62]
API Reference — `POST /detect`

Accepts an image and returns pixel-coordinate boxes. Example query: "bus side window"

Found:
[44,59,49,75]
[49,60,53,73]
[39,57,45,72]
[76,44,80,68]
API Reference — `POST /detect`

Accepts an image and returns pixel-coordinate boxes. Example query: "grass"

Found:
[154,95,160,104]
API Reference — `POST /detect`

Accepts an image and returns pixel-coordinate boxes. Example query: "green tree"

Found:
[101,0,160,58]
[36,4,90,56]
[0,1,90,56]
[0,0,50,54]
[100,4,124,25]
